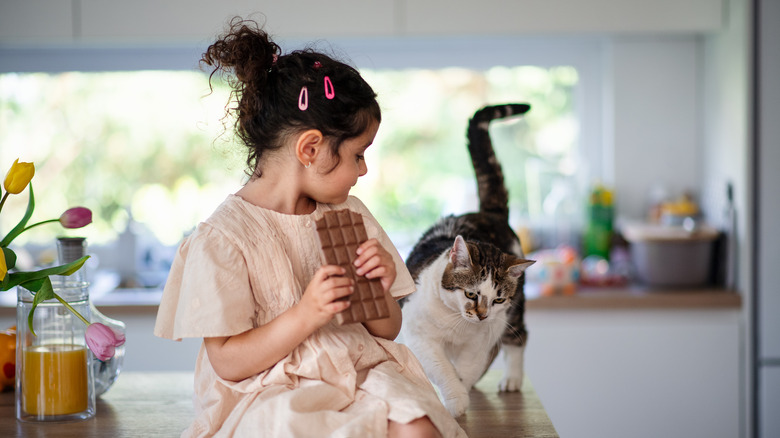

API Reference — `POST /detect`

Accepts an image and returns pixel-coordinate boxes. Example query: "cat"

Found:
[400,103,535,417]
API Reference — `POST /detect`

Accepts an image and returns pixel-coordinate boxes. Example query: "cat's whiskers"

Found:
[496,314,520,339]
[441,311,471,337]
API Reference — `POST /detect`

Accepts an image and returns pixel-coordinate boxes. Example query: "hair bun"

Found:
[202,18,279,84]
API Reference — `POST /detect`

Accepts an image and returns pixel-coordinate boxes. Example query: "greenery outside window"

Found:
[1,37,599,286]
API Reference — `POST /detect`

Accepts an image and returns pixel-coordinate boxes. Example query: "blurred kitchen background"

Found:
[0,1,778,438]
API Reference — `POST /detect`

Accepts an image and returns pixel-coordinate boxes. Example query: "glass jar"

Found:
[15,279,96,422]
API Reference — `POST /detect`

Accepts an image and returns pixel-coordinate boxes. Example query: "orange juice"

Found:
[22,344,88,416]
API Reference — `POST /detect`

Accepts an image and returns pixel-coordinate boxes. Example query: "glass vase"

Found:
[90,303,125,396]
[15,279,96,422]
[56,237,125,397]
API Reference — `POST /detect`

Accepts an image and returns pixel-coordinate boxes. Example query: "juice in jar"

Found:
[22,344,88,416]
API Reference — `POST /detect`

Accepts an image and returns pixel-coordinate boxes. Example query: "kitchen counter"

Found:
[0,284,742,313]
[0,370,558,438]
[526,285,741,310]
[0,285,742,398]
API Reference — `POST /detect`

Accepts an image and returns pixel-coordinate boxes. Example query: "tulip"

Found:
[3,159,35,195]
[85,323,126,361]
[59,207,92,229]
[0,251,5,281]
[12,207,94,240]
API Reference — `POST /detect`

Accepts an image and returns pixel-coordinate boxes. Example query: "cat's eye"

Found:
[493,297,507,304]
[464,291,477,300]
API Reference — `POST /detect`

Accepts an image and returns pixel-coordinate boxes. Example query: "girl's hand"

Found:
[353,238,397,292]
[205,265,353,382]
[298,265,354,329]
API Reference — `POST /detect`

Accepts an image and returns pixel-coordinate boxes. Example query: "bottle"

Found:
[56,237,126,397]
[583,184,614,260]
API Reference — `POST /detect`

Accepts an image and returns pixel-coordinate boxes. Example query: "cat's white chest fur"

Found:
[400,252,516,417]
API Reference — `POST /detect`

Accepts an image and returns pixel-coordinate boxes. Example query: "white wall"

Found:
[700,0,753,436]
[605,36,701,221]
[701,0,751,289]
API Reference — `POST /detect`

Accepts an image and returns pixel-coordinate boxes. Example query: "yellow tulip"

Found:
[0,250,6,281]
[4,159,35,195]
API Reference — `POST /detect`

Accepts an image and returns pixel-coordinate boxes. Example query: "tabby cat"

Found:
[400,103,535,417]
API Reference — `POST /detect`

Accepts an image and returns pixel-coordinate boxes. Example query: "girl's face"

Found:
[314,119,379,205]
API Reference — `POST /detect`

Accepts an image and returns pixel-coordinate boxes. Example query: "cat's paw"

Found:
[498,374,524,392]
[443,385,470,417]
[500,344,525,392]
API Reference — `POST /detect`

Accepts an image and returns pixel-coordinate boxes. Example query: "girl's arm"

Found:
[353,239,403,340]
[204,265,353,382]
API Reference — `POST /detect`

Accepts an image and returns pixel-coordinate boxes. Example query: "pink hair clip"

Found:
[324,76,335,100]
[313,61,322,69]
[298,86,308,110]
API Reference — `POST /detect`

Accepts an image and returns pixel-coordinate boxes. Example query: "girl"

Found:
[154,19,467,438]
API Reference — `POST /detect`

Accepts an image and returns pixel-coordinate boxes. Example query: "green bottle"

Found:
[583,184,614,260]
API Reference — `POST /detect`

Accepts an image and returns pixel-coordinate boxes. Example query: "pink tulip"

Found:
[59,207,92,229]
[85,323,125,361]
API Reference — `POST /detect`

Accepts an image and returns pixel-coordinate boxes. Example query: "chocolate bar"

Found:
[314,209,390,325]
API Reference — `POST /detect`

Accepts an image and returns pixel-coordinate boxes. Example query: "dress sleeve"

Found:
[344,197,416,300]
[154,223,256,340]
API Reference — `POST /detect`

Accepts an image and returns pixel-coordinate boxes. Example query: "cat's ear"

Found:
[506,258,535,278]
[449,235,472,270]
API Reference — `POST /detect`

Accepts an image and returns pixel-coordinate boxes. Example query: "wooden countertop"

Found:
[461,370,559,437]
[0,370,558,438]
[526,285,741,310]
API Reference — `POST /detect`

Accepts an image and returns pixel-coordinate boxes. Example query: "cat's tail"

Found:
[467,103,531,217]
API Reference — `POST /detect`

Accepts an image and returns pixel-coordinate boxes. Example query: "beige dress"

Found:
[154,195,467,438]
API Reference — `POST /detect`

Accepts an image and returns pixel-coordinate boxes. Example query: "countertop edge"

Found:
[526,286,741,310]
[0,286,742,313]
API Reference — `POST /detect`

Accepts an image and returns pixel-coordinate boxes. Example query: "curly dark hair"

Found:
[202,17,381,178]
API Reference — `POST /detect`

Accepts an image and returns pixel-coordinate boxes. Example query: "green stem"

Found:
[21,218,60,233]
[0,192,8,215]
[53,293,90,326]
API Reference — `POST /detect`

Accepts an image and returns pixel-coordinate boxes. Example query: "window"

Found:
[356,66,581,255]
[0,71,238,248]
[0,37,601,284]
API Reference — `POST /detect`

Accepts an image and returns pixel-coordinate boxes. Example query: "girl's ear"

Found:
[295,129,325,167]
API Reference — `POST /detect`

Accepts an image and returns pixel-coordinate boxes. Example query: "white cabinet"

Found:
[404,0,724,35]
[524,308,741,438]
[0,0,725,45]
[78,0,396,42]
[0,0,73,42]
